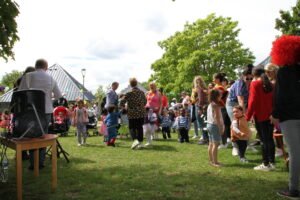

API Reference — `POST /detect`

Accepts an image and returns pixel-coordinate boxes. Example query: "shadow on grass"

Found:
[0,160,289,200]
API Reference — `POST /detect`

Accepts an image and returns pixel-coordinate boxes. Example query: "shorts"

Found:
[207,123,221,143]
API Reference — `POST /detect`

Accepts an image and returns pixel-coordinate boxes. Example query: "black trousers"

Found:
[221,108,231,144]
[256,120,275,165]
[162,127,171,139]
[129,118,144,142]
[179,128,189,143]
[236,140,248,158]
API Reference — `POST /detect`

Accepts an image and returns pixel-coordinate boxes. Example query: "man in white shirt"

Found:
[19,58,62,170]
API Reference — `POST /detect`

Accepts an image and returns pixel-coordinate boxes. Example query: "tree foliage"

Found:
[0,70,22,89]
[150,14,254,98]
[275,0,300,35]
[0,0,20,61]
[94,85,106,104]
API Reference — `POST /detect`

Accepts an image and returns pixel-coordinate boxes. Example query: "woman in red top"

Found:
[146,82,162,115]
[246,67,275,171]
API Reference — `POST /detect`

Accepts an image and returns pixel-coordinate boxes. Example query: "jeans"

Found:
[195,106,207,140]
[280,120,300,191]
[225,100,238,122]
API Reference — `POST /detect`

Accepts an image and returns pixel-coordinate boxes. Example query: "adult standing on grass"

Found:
[105,82,119,109]
[190,75,208,142]
[18,58,62,170]
[146,82,162,116]
[270,35,300,199]
[246,67,275,171]
[120,78,147,149]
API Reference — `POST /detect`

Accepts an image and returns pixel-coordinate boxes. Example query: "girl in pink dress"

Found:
[99,109,108,142]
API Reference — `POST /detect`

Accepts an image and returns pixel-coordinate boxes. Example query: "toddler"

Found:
[160,109,172,139]
[143,107,157,146]
[231,105,251,163]
[177,108,190,143]
[104,105,120,147]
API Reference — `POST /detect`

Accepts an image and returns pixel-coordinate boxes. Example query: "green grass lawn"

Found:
[0,129,288,200]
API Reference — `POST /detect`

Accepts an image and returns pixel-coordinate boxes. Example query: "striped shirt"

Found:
[160,115,172,128]
[177,116,189,129]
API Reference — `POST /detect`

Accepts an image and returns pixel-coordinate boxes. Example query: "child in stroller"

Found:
[86,107,98,136]
[52,106,70,136]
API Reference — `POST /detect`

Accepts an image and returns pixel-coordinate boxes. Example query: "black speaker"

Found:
[11,89,45,115]
[10,90,47,138]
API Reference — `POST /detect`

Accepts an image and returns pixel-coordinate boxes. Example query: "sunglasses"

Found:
[246,78,253,81]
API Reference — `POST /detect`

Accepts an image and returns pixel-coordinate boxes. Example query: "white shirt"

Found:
[18,69,62,113]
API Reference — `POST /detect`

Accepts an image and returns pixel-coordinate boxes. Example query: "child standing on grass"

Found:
[160,109,172,139]
[177,108,190,143]
[104,105,120,147]
[207,89,224,167]
[73,100,88,146]
[99,109,108,143]
[231,105,251,163]
[143,107,157,146]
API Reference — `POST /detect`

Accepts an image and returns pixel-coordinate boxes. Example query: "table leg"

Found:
[34,149,39,177]
[16,146,22,200]
[51,141,57,191]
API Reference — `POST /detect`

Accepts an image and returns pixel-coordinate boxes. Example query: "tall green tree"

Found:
[275,0,300,35]
[150,14,254,97]
[94,85,106,104]
[0,0,19,61]
[0,70,22,89]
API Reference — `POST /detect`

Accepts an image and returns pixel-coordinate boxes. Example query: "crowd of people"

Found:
[2,35,299,199]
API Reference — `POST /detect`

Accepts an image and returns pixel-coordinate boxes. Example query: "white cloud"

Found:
[0,0,297,93]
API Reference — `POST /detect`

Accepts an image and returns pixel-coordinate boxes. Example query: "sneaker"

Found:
[240,158,249,163]
[226,138,231,143]
[198,139,208,145]
[137,144,144,149]
[192,135,198,139]
[232,147,239,156]
[218,144,228,149]
[250,140,261,146]
[144,142,152,147]
[269,163,276,170]
[253,163,271,171]
[131,140,139,149]
[277,188,300,199]
[247,146,258,152]
[77,143,81,147]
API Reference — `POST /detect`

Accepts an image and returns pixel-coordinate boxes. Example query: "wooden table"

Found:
[0,134,58,200]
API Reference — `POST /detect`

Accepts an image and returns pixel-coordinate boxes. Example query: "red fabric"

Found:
[246,80,273,122]
[53,106,68,116]
[271,35,300,66]
[161,95,168,108]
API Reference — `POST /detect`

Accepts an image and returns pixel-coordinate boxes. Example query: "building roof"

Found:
[0,64,95,103]
[258,56,271,67]
[119,83,148,94]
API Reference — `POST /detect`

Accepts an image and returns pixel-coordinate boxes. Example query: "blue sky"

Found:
[0,0,297,93]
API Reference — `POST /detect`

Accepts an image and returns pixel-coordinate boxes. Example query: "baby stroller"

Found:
[86,108,98,136]
[52,106,70,136]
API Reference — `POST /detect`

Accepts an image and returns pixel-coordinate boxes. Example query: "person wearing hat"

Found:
[270,35,300,199]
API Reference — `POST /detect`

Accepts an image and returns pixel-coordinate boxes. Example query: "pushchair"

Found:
[86,108,98,136]
[52,106,70,136]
